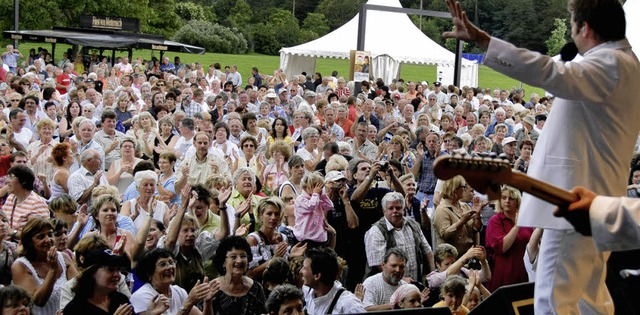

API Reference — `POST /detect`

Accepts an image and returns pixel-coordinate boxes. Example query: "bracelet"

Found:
[220,206,227,210]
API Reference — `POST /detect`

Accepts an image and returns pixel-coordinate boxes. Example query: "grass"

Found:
[16,42,545,97]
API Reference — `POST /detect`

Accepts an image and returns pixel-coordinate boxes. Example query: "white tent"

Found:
[625,0,640,57]
[279,0,478,87]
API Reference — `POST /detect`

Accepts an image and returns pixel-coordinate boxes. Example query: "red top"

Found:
[485,212,533,292]
[0,155,11,177]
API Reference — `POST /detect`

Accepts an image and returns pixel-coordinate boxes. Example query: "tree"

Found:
[253,9,300,55]
[172,20,248,54]
[301,13,330,37]
[545,18,567,56]
[175,2,208,22]
[315,0,366,29]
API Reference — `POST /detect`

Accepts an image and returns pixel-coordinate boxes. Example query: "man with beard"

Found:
[362,248,410,310]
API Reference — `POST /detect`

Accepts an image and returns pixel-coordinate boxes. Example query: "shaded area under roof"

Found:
[3,27,205,54]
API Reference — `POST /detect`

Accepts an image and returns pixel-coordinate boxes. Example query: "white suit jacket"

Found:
[484,38,640,230]
[591,196,640,252]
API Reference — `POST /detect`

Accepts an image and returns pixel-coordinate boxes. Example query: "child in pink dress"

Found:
[292,172,334,247]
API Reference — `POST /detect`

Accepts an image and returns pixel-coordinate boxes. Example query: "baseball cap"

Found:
[266,89,277,98]
[503,137,517,146]
[325,171,346,183]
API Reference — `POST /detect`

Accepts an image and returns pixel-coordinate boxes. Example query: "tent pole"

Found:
[454,39,462,87]
[111,49,116,67]
[51,43,56,64]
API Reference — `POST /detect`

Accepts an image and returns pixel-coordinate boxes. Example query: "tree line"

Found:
[0,0,570,55]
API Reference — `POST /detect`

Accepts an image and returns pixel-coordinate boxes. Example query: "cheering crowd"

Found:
[0,33,637,314]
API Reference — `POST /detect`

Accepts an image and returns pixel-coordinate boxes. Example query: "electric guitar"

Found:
[432,155,578,206]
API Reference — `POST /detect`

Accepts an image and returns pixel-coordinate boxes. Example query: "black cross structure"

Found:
[356,3,463,87]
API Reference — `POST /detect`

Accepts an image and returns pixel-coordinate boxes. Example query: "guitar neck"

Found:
[506,172,577,207]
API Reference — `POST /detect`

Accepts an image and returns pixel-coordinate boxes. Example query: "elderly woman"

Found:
[296,127,323,172]
[121,170,170,230]
[211,236,267,315]
[131,248,213,315]
[233,136,260,175]
[82,194,150,268]
[12,217,78,315]
[265,284,304,315]
[0,211,17,286]
[2,165,50,233]
[27,119,57,184]
[485,186,533,292]
[262,141,291,196]
[433,175,483,256]
[228,167,265,234]
[62,249,133,315]
[160,184,231,292]
[240,113,267,153]
[107,138,142,194]
[0,285,33,314]
[212,122,241,163]
[48,143,74,201]
[471,135,491,156]
[291,110,313,149]
[152,116,178,167]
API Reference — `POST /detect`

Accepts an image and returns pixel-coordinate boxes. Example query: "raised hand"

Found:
[442,0,491,50]
[355,283,365,301]
[289,242,307,258]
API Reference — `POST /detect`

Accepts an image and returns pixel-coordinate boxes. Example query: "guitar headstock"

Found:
[433,155,514,200]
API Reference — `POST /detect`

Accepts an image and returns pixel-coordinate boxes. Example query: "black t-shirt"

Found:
[63,291,130,315]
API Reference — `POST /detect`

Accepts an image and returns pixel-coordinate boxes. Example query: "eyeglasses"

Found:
[226,254,248,261]
[157,84,165,86]
[156,259,176,268]
[10,99,20,102]
[243,144,255,148]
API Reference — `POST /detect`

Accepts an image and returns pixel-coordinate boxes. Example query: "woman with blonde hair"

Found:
[433,175,483,256]
[136,111,157,159]
[28,119,57,184]
[485,186,533,292]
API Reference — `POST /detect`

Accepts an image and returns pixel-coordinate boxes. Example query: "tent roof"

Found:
[280,0,470,66]
[625,0,639,57]
[3,27,205,54]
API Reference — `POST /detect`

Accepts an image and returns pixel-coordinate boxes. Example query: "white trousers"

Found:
[534,229,614,314]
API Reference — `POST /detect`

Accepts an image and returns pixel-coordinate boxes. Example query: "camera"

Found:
[467,257,482,270]
[379,161,389,171]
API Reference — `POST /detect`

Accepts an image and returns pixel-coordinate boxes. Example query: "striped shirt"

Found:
[3,192,50,231]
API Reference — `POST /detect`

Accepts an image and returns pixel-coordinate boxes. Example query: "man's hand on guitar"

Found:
[554,186,596,236]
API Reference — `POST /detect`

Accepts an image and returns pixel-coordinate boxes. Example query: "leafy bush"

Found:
[172,20,248,54]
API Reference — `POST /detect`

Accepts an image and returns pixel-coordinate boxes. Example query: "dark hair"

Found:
[135,248,174,283]
[383,247,408,263]
[65,101,82,122]
[519,139,535,151]
[0,285,31,311]
[568,0,625,42]
[165,91,177,101]
[132,160,155,175]
[262,257,291,287]
[270,117,288,139]
[43,101,56,112]
[213,236,253,274]
[7,165,35,191]
[305,247,339,286]
[9,108,23,121]
[323,142,339,154]
[242,112,257,130]
[20,217,54,260]
[42,87,56,101]
[50,217,68,232]
[265,284,303,315]
[629,164,640,185]
[214,121,230,140]
[190,184,213,206]
[288,155,304,170]
[101,109,117,122]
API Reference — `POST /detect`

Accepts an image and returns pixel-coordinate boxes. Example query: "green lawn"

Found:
[16,42,545,97]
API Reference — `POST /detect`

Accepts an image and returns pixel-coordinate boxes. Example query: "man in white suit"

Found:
[558,186,640,253]
[444,0,640,314]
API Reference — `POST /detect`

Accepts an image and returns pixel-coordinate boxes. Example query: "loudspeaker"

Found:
[470,282,534,315]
